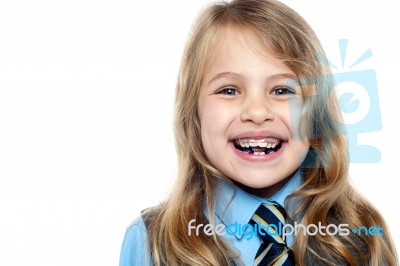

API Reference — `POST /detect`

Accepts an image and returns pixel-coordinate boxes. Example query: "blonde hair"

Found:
[144,0,398,265]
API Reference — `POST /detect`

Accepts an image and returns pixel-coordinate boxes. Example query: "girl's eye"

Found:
[271,86,295,95]
[217,87,240,95]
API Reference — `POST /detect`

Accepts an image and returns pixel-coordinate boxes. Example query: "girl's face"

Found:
[198,26,310,197]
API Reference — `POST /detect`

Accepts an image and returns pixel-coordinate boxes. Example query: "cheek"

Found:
[282,99,305,139]
[200,100,233,129]
[199,100,234,147]
[288,99,309,156]
[289,140,310,168]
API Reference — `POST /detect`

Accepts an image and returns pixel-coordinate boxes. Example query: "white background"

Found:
[0,0,399,265]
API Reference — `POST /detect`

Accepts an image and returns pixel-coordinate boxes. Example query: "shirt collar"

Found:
[211,170,301,240]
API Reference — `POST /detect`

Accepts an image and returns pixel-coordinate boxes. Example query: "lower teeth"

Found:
[234,141,281,155]
[253,151,275,156]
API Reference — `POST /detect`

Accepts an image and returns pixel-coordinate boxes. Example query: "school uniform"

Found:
[119,170,302,266]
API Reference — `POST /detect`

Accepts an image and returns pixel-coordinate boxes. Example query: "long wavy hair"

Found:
[144,0,398,265]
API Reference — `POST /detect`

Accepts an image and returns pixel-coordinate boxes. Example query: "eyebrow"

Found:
[206,72,298,86]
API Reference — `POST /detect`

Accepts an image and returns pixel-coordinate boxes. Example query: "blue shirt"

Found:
[119,171,301,266]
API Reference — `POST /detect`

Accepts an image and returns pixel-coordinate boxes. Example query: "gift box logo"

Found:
[317,39,382,163]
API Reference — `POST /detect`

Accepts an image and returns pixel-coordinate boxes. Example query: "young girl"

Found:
[120,0,398,265]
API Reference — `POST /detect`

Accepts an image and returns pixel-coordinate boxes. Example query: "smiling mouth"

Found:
[233,137,283,155]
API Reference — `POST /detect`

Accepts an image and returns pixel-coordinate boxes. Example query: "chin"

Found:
[229,170,295,196]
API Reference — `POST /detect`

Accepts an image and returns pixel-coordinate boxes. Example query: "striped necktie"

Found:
[251,202,295,266]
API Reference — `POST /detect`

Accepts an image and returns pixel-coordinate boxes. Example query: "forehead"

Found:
[202,25,295,84]
[207,24,272,64]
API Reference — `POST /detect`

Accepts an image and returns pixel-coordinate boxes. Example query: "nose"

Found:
[240,96,274,125]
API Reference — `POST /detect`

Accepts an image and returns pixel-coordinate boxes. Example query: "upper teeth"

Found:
[237,138,279,148]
